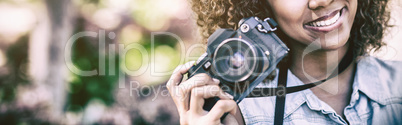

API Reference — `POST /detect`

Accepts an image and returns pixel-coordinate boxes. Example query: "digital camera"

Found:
[187,17,289,111]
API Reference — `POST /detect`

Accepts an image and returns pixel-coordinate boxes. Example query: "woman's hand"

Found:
[167,61,240,125]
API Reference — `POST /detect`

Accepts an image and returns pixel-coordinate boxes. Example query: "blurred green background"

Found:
[0,0,401,124]
[0,0,203,124]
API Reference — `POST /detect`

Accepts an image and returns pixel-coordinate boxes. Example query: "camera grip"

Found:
[203,97,229,121]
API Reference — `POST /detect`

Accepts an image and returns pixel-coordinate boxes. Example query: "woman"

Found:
[167,0,401,124]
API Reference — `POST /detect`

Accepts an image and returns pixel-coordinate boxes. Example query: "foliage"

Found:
[66,18,120,112]
[0,35,30,103]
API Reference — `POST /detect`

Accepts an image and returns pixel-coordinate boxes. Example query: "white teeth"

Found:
[330,16,336,24]
[325,20,331,25]
[307,11,341,27]
[332,16,337,23]
[320,21,325,26]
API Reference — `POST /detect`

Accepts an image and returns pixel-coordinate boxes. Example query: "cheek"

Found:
[268,0,311,42]
[348,1,358,26]
[338,0,358,47]
[270,0,306,25]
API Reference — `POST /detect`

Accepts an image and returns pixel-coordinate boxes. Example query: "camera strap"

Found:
[273,61,289,125]
[246,46,354,97]
[247,46,354,125]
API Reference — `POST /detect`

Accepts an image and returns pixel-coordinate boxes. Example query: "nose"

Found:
[308,0,333,10]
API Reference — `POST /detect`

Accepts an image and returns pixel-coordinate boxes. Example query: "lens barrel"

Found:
[212,38,266,83]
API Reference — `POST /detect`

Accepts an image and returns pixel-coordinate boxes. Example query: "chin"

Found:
[318,37,350,51]
[312,27,351,51]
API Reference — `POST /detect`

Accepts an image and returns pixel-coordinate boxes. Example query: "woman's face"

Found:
[267,0,358,50]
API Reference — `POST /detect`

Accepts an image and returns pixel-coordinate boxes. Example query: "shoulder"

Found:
[356,56,402,82]
[355,56,402,105]
[358,56,402,71]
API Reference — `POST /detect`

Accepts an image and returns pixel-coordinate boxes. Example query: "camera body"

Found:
[187,17,289,111]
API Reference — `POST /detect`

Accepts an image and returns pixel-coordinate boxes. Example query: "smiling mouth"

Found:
[305,8,344,27]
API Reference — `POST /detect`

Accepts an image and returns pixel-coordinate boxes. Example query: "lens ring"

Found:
[212,38,257,83]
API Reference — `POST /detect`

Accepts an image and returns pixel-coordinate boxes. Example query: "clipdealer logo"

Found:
[64,30,205,99]
[64,26,343,100]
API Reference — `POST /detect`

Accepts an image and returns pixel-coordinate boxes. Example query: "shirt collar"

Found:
[282,56,390,117]
[283,69,338,118]
[353,56,391,105]
[257,56,391,118]
[256,69,309,118]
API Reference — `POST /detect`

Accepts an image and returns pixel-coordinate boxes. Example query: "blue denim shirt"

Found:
[238,56,402,125]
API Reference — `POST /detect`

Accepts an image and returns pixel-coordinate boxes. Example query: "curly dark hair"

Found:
[190,0,391,56]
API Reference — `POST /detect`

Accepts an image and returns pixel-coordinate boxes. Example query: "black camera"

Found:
[187,17,289,111]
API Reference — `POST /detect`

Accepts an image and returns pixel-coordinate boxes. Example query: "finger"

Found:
[206,100,237,121]
[174,74,219,113]
[222,114,239,125]
[170,73,218,114]
[170,73,216,113]
[167,61,195,115]
[167,61,195,89]
[189,85,234,114]
[190,85,234,100]
[179,73,220,94]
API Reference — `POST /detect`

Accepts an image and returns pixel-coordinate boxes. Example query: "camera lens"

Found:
[229,52,245,69]
[212,38,261,83]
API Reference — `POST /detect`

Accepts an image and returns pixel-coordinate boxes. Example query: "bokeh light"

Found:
[0,0,400,124]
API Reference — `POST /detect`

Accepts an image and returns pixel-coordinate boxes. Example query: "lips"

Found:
[306,10,341,27]
[304,7,346,32]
